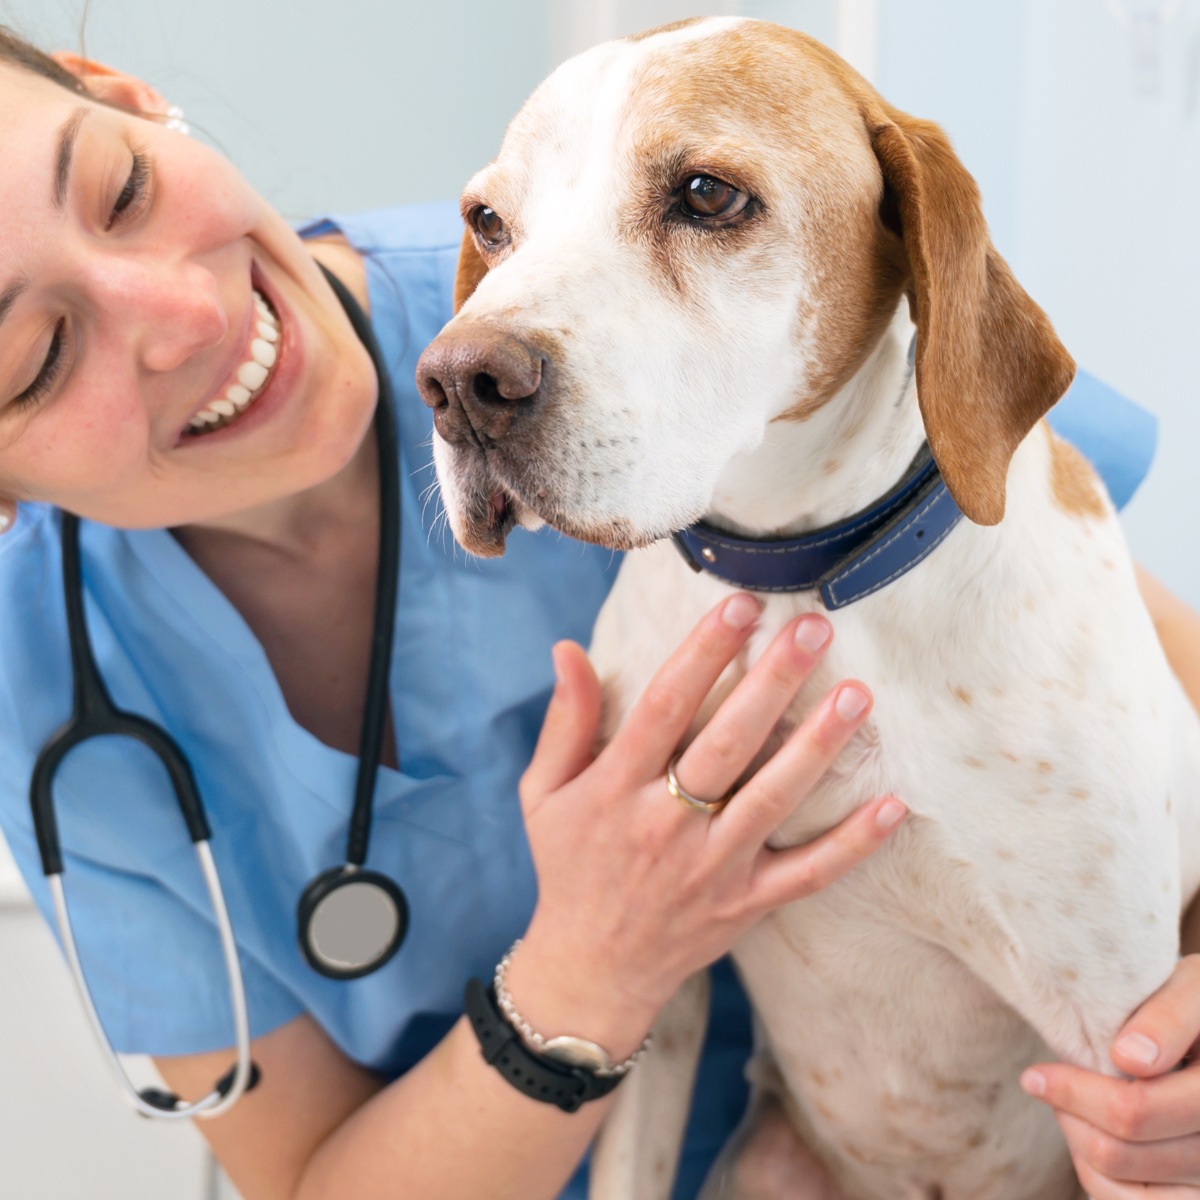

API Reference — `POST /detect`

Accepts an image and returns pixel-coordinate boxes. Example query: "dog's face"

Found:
[417,18,1074,556]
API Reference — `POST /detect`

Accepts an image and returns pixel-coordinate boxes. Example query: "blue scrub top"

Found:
[0,202,1156,1200]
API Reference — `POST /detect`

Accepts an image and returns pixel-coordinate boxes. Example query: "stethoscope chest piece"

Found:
[297,865,409,980]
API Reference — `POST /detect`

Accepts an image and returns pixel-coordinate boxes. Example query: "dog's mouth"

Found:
[453,457,650,557]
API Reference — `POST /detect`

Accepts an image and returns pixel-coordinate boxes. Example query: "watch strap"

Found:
[463,977,622,1114]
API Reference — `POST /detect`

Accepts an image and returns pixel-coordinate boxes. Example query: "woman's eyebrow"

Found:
[53,106,90,210]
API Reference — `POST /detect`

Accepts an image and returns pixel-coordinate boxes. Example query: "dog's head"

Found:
[416,17,1074,556]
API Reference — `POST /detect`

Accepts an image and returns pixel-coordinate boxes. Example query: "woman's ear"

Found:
[50,51,169,117]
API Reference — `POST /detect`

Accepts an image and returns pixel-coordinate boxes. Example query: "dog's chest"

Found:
[589,530,1183,1197]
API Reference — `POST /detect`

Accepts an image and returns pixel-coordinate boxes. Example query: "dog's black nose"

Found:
[416,330,543,448]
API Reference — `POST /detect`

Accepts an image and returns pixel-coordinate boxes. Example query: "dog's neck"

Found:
[706,309,928,538]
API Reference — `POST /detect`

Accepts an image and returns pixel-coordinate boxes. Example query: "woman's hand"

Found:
[1021,956,1200,1195]
[506,592,906,1058]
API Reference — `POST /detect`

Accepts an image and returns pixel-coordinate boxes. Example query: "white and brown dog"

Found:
[416,17,1200,1199]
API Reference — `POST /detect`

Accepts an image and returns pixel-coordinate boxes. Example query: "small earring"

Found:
[164,104,190,136]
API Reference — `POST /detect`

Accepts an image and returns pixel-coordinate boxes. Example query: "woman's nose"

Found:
[95,257,229,373]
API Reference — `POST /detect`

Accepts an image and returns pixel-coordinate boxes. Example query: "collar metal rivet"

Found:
[701,547,717,563]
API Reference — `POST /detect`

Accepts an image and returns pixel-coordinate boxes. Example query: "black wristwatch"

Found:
[463,977,625,1114]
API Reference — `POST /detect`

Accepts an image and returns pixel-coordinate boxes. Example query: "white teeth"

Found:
[237,360,269,391]
[187,288,280,435]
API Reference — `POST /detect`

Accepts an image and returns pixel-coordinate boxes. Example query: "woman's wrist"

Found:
[502,922,661,1063]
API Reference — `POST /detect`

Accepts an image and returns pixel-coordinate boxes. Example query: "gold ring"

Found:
[665,754,730,813]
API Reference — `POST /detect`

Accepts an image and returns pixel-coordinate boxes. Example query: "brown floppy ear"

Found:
[868,111,1075,525]
[453,230,490,314]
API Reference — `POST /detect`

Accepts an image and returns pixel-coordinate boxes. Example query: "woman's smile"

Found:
[183,287,280,437]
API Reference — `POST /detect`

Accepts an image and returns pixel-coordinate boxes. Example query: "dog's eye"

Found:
[681,175,748,220]
[472,206,508,247]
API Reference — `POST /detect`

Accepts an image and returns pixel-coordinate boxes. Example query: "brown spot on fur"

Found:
[996,847,1016,861]
[814,1101,836,1122]
[1001,749,1019,764]
[822,457,842,476]
[1079,870,1099,888]
[625,17,706,42]
[809,1068,826,1087]
[1097,843,1115,858]
[953,687,972,705]
[964,755,986,769]
[1167,793,1174,814]
[931,1075,974,1093]
[966,1129,986,1149]
[1059,966,1079,983]
[1046,423,1106,519]
[1068,786,1090,800]
[1037,760,1054,774]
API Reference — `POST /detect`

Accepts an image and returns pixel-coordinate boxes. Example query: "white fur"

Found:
[427,18,1200,1199]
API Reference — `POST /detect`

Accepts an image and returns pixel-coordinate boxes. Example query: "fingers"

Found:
[1022,1060,1200,1144]
[1072,1157,1148,1199]
[750,794,906,911]
[520,642,602,811]
[1110,956,1200,1077]
[714,676,874,847]
[1055,1109,1200,1189]
[671,614,832,805]
[606,593,762,780]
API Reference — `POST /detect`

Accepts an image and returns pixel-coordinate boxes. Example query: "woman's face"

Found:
[0,64,376,528]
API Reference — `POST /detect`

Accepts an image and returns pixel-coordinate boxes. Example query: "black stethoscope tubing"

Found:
[27,266,407,1116]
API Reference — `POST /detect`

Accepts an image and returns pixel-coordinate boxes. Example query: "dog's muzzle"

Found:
[417,329,544,449]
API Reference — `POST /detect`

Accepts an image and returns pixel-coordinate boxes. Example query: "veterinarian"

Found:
[0,33,1197,1200]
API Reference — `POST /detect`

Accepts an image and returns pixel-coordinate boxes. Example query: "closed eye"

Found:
[106,150,153,231]
[10,319,67,414]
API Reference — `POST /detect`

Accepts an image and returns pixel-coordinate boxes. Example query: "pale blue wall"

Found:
[877,0,1200,605]
[3,0,553,217]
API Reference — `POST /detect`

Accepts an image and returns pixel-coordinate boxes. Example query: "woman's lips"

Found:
[176,266,302,448]
[183,289,280,436]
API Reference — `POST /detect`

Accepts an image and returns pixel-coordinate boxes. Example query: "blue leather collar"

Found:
[671,444,965,609]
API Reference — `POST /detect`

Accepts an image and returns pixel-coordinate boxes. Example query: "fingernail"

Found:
[794,616,831,653]
[875,798,906,830]
[1114,1032,1159,1067]
[1020,1069,1046,1098]
[722,594,762,630]
[835,684,869,721]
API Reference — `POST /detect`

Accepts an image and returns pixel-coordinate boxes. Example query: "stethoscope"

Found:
[27,268,407,1119]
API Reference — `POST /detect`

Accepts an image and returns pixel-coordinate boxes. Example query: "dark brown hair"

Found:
[0,24,88,96]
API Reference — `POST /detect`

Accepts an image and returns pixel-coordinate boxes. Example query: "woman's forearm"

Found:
[1138,566,1200,954]
[1137,565,1200,716]
[296,1015,615,1200]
